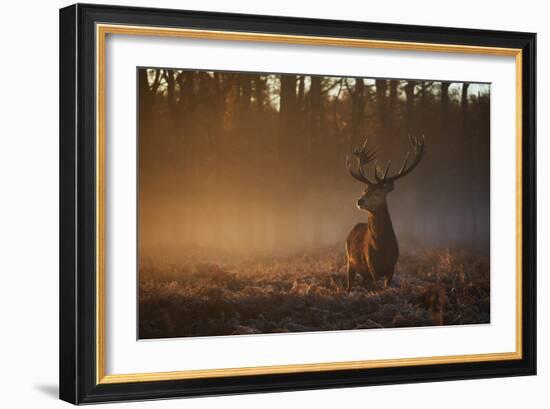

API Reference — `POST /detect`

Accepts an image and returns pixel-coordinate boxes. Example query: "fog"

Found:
[138,68,490,265]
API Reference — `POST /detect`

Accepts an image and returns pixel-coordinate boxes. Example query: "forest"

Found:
[138,68,491,339]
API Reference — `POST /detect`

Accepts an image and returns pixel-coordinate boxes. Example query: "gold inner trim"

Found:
[96,24,106,384]
[99,24,521,56]
[95,23,523,385]
[100,352,520,384]
[515,51,523,358]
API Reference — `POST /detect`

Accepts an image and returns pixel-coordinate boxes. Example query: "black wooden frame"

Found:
[59,3,536,404]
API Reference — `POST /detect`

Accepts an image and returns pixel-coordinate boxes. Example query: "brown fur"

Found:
[345,134,425,291]
[346,201,399,291]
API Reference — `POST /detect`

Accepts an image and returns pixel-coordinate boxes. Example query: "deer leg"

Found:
[347,263,356,291]
[362,272,378,292]
[384,269,395,289]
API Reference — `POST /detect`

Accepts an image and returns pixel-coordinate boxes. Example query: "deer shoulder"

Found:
[346,223,369,265]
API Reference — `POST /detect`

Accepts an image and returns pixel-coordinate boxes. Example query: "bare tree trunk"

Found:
[460,82,478,243]
[308,76,324,160]
[389,80,398,113]
[375,79,388,129]
[165,70,176,114]
[240,76,252,110]
[177,71,195,113]
[461,82,470,134]
[297,75,305,108]
[138,69,155,162]
[419,82,428,113]
[138,70,150,103]
[440,82,450,125]
[404,80,416,134]
[279,75,298,161]
[351,78,365,148]
[254,75,266,114]
[309,76,323,136]
[209,72,228,149]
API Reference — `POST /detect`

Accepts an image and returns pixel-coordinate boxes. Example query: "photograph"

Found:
[137,68,491,339]
[55,2,536,404]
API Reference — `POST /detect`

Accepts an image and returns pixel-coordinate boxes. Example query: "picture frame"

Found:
[59,3,536,404]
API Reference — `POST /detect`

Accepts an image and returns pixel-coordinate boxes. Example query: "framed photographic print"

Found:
[59,3,536,404]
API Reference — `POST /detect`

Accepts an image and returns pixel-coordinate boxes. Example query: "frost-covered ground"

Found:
[139,247,490,339]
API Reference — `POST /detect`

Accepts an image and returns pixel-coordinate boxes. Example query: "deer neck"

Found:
[367,202,397,249]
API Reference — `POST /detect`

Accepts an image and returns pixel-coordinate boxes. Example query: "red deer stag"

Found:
[345,135,425,291]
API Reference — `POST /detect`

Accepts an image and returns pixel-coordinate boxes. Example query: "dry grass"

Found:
[139,247,490,339]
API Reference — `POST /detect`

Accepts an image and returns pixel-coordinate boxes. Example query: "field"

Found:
[139,247,490,339]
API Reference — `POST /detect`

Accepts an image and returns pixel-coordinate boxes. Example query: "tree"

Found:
[164,70,176,114]
[440,82,451,132]
[279,75,298,160]
[254,75,266,114]
[389,80,398,114]
[375,79,388,129]
[349,78,365,148]
[404,80,416,134]
[461,82,470,134]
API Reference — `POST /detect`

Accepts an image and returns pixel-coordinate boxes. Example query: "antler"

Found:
[374,134,425,184]
[346,135,425,186]
[346,137,377,185]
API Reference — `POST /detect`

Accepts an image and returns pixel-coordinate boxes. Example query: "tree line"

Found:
[138,68,490,255]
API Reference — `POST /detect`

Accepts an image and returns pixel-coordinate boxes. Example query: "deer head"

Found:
[346,135,425,214]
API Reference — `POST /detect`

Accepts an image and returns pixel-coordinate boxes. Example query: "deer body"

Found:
[345,135,425,291]
[346,204,399,290]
